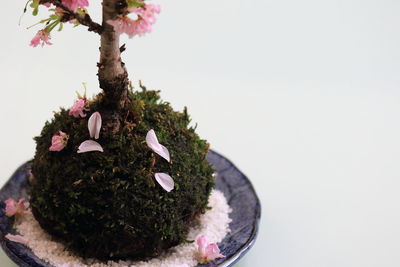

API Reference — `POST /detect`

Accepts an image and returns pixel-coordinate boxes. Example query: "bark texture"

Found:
[98,0,129,112]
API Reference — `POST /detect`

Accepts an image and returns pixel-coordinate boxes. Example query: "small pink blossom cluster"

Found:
[196,235,225,264]
[4,198,29,217]
[30,30,52,47]
[107,4,160,38]
[69,98,87,118]
[61,0,89,12]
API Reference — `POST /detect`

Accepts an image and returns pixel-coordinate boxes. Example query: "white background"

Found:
[1,0,400,266]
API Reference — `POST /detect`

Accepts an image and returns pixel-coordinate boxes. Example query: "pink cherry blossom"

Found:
[49,131,69,151]
[107,4,160,38]
[196,235,224,264]
[61,0,89,12]
[4,198,29,217]
[5,234,28,245]
[154,173,174,192]
[146,129,170,162]
[77,140,104,153]
[88,112,102,139]
[42,2,51,8]
[30,30,52,47]
[69,98,87,118]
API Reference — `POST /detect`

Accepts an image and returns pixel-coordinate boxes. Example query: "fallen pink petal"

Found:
[77,140,104,153]
[5,234,28,245]
[146,129,170,162]
[196,235,224,264]
[49,131,69,151]
[154,173,174,192]
[88,112,102,139]
[69,98,87,118]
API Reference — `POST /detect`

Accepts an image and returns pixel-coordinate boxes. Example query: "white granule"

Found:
[15,189,232,267]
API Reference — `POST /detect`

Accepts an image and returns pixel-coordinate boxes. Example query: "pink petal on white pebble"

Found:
[77,140,104,153]
[205,243,224,259]
[146,129,170,162]
[197,235,207,255]
[154,173,174,192]
[5,234,28,245]
[88,112,102,139]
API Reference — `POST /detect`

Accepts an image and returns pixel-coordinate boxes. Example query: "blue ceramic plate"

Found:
[0,151,261,267]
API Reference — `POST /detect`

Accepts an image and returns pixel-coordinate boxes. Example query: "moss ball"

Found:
[30,86,214,260]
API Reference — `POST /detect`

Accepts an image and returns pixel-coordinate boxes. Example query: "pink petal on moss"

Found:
[5,234,28,245]
[77,140,104,153]
[88,112,102,139]
[146,129,170,162]
[154,173,174,192]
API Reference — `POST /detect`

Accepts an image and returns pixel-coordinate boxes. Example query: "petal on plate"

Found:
[77,140,104,153]
[5,234,28,245]
[88,112,102,139]
[154,173,174,192]
[146,129,170,162]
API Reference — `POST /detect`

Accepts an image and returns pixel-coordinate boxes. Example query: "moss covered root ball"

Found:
[30,87,214,260]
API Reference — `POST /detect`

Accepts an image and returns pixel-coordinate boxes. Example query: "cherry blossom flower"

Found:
[30,30,52,47]
[88,112,102,139]
[196,235,224,264]
[154,173,174,192]
[77,140,103,153]
[4,198,29,217]
[42,2,51,8]
[69,98,87,118]
[146,129,170,162]
[49,131,69,151]
[130,4,160,25]
[61,0,89,12]
[107,3,160,38]
[5,234,28,245]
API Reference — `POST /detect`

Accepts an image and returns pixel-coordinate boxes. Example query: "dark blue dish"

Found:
[0,150,261,267]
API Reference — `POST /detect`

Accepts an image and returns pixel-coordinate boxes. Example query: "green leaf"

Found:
[32,7,39,16]
[58,23,63,32]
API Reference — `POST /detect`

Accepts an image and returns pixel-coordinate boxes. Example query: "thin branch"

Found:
[43,0,103,34]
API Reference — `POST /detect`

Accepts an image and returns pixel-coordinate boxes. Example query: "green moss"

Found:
[30,85,214,260]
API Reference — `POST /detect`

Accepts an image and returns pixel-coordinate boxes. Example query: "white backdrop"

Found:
[1,0,400,266]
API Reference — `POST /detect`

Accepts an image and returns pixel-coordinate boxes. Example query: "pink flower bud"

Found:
[49,131,69,152]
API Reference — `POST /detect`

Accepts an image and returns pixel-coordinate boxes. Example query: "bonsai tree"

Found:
[26,0,215,260]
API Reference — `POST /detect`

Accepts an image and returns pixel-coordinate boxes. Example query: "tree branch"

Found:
[42,0,103,34]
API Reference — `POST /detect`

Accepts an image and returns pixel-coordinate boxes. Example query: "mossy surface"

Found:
[30,86,214,260]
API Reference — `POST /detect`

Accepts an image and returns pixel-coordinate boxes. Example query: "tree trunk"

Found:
[98,0,129,110]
